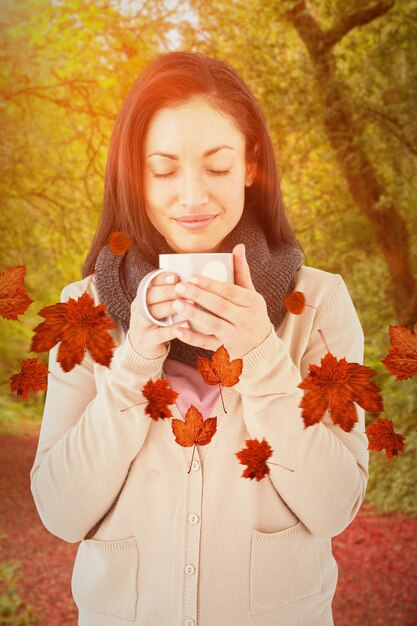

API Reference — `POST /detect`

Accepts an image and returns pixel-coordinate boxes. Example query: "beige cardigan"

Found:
[30,265,369,626]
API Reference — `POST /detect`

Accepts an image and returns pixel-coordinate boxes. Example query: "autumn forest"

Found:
[1,0,416,624]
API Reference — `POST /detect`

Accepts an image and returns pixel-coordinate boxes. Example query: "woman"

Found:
[30,51,369,626]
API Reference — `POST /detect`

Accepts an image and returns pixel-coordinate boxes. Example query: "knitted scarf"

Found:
[94,206,303,368]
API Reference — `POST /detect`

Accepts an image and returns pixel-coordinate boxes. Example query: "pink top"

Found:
[163,357,220,420]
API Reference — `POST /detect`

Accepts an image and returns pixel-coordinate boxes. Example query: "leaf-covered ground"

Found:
[1,431,416,625]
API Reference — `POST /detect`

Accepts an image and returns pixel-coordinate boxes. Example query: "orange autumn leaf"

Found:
[381,321,417,381]
[0,265,33,320]
[108,231,133,255]
[171,405,217,447]
[142,378,179,421]
[197,344,243,413]
[298,352,384,433]
[283,290,306,315]
[235,438,273,481]
[9,357,49,399]
[172,405,217,473]
[30,291,117,372]
[365,417,406,460]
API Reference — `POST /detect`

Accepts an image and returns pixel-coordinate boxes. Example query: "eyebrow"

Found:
[146,145,236,159]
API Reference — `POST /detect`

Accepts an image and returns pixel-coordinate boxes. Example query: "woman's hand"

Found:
[128,271,190,359]
[171,244,273,360]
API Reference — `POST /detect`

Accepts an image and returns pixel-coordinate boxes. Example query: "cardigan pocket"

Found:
[249,520,322,614]
[71,536,139,622]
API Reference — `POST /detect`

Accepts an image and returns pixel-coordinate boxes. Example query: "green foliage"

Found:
[367,440,417,517]
[364,375,417,517]
[0,0,178,369]
[0,559,38,625]
[0,0,178,288]
[0,395,44,436]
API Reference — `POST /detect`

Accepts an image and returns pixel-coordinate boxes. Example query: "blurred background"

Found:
[1,0,416,624]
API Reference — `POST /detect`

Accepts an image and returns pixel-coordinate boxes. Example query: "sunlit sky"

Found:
[119,0,199,49]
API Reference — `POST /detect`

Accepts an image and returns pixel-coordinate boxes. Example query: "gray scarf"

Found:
[95,206,303,368]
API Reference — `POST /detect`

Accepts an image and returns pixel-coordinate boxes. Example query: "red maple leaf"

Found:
[365,417,406,460]
[381,321,417,381]
[9,357,49,399]
[298,352,384,432]
[30,291,117,372]
[197,344,242,413]
[108,231,133,255]
[0,266,33,320]
[235,438,273,481]
[171,405,217,447]
[142,378,179,420]
[171,405,217,472]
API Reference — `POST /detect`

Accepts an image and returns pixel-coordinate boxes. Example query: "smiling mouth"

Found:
[174,214,218,229]
[175,214,218,222]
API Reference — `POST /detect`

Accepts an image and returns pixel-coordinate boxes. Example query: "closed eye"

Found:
[153,169,231,179]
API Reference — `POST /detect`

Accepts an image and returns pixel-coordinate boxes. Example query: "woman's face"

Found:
[143,97,257,253]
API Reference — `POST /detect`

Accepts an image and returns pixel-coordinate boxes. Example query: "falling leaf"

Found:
[0,266,33,320]
[235,438,273,481]
[197,344,242,413]
[381,322,417,381]
[298,352,384,432]
[172,405,217,473]
[142,378,179,420]
[9,357,49,399]
[171,405,217,446]
[283,290,306,314]
[30,292,117,372]
[108,231,133,255]
[365,417,406,460]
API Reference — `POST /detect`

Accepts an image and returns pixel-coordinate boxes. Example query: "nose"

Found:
[178,169,209,208]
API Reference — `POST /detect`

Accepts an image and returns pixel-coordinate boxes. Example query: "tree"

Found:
[283,0,415,327]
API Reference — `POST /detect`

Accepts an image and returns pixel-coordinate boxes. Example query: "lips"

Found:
[175,214,218,222]
[174,214,218,230]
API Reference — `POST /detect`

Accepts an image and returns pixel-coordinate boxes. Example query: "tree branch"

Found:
[284,0,396,55]
[1,82,115,120]
[363,105,417,157]
[283,0,325,56]
[322,1,396,50]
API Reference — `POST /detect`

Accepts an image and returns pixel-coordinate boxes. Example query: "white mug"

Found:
[136,253,234,334]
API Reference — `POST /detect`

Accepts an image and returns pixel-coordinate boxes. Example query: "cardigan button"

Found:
[185,564,196,575]
[188,513,199,525]
[191,460,200,471]
[184,620,195,626]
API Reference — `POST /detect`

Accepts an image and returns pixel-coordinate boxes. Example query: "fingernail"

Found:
[174,282,186,294]
[179,321,189,328]
[166,274,175,283]
[173,300,184,310]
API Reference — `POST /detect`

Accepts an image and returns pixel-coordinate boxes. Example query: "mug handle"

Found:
[136,269,174,327]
